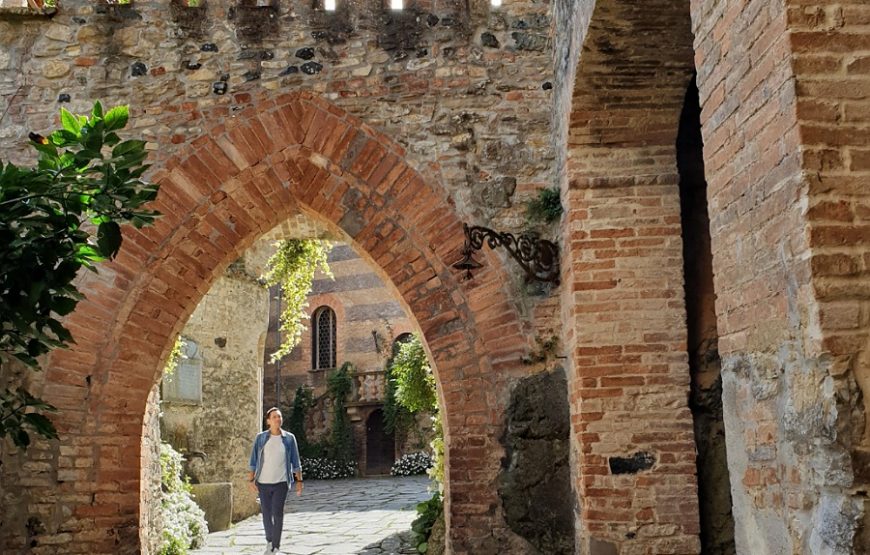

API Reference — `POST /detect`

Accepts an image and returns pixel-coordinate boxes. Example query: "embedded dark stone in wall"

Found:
[279,66,299,76]
[512,31,547,52]
[511,14,549,30]
[542,81,553,90]
[131,62,147,77]
[243,70,261,81]
[214,337,227,348]
[57,93,71,103]
[301,61,323,75]
[481,32,500,49]
[609,452,655,475]
[296,47,316,60]
[212,82,228,95]
[498,368,574,555]
[201,43,218,52]
[185,61,202,70]
[239,49,273,60]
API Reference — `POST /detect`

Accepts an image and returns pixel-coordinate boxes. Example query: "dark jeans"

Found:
[257,481,289,549]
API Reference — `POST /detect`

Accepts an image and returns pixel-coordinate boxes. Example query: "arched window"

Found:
[311,306,337,370]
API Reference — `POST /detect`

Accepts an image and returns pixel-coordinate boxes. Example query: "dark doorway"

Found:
[366,409,395,475]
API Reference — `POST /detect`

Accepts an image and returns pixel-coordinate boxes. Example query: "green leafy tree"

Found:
[261,239,332,362]
[390,334,437,413]
[0,102,159,449]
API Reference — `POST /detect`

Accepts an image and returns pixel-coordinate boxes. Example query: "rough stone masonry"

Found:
[0,0,868,553]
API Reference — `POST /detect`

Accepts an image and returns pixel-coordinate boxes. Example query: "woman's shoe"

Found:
[263,542,272,555]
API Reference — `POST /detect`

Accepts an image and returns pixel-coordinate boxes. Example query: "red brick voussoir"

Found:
[42,92,527,554]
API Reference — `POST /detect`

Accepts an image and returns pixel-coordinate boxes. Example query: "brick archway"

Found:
[559,0,701,552]
[42,92,527,554]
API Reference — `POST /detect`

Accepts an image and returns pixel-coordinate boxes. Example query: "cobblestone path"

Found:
[190,476,433,555]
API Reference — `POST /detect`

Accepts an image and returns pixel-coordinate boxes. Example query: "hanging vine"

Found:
[261,239,332,362]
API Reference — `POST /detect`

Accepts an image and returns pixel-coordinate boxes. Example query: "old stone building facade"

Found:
[262,240,424,475]
[0,0,868,553]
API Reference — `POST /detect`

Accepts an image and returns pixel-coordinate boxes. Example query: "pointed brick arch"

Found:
[559,0,701,553]
[42,92,527,554]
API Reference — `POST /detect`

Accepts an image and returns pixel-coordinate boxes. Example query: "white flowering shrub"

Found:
[391,451,433,477]
[158,443,208,555]
[301,456,357,479]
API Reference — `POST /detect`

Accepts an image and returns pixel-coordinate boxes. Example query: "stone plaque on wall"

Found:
[163,339,203,403]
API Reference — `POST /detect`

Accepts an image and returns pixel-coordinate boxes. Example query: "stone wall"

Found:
[1,0,868,551]
[159,255,268,523]
[140,383,163,555]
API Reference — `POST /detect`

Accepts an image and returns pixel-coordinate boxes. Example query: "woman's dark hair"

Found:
[265,407,281,420]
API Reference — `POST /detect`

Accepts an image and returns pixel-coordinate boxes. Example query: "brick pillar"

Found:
[561,0,701,552]
[692,0,870,551]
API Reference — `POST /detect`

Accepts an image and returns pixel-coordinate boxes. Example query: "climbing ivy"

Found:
[0,102,159,450]
[383,341,414,437]
[288,384,313,450]
[326,362,355,463]
[261,239,332,362]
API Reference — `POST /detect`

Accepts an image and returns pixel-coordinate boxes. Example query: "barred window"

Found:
[312,306,336,370]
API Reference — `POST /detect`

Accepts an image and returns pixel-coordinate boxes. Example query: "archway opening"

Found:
[26,93,526,554]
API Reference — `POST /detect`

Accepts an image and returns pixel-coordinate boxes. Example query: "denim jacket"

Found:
[249,430,302,484]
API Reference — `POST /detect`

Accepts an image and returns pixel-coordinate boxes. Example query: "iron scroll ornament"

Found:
[453,224,560,285]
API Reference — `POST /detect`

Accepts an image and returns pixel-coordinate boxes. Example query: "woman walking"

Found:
[248,407,304,555]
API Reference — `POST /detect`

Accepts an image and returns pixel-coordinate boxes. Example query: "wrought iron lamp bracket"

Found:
[452,223,560,285]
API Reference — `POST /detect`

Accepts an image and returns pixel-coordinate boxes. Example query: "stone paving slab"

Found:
[190,476,432,555]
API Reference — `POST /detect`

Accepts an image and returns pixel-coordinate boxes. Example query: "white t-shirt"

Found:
[259,434,287,484]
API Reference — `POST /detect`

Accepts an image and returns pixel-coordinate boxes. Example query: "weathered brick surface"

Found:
[691,0,870,552]
[789,1,870,550]
[560,1,701,553]
[0,92,532,554]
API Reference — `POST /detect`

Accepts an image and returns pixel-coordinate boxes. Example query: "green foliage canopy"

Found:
[261,239,332,362]
[390,334,436,413]
[0,102,159,449]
